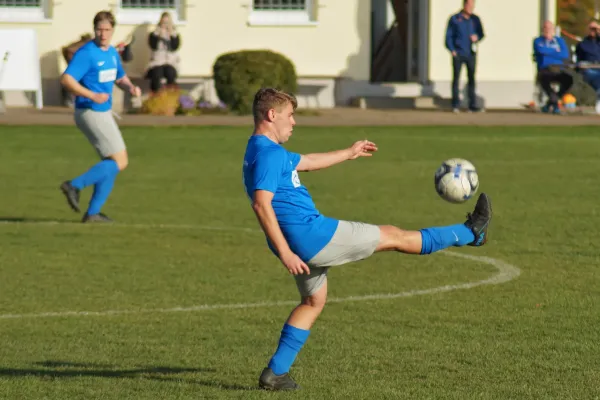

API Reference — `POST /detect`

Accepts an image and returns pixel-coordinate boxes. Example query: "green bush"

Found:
[213,50,298,114]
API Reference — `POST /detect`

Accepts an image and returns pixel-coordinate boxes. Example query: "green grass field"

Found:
[0,124,599,399]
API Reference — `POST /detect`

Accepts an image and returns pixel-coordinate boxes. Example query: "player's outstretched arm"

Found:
[296,140,377,172]
[252,190,310,275]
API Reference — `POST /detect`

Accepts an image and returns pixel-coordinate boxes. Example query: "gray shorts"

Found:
[294,220,381,297]
[74,109,126,158]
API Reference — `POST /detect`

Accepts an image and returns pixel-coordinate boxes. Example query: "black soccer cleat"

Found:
[60,181,81,213]
[82,213,113,223]
[258,368,300,391]
[464,193,492,246]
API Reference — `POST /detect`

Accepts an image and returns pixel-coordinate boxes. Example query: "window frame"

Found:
[0,0,50,23]
[248,0,317,26]
[116,0,184,25]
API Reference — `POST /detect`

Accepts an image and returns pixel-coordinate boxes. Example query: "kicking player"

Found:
[242,88,492,391]
[59,10,141,223]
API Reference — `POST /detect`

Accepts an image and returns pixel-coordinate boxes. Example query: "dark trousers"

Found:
[147,65,177,92]
[537,68,573,105]
[452,54,477,109]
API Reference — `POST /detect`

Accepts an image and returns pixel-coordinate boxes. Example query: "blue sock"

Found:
[267,323,310,375]
[86,172,118,215]
[71,159,119,190]
[419,224,475,255]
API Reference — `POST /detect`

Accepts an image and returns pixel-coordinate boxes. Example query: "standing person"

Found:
[146,11,181,93]
[445,0,485,113]
[533,20,573,114]
[243,88,492,391]
[59,10,141,223]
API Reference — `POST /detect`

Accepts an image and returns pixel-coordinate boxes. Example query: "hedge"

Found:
[213,50,298,114]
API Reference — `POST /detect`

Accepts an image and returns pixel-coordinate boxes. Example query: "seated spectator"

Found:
[145,12,181,93]
[533,21,573,114]
[575,20,600,113]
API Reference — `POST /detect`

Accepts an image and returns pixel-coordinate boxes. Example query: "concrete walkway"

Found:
[1,106,599,127]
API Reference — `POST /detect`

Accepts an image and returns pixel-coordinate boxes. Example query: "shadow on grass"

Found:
[0,360,257,391]
[0,217,76,224]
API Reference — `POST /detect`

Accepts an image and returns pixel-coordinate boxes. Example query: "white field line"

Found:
[0,231,521,320]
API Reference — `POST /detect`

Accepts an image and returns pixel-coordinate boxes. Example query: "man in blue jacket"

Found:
[533,20,573,114]
[575,20,600,113]
[445,0,485,113]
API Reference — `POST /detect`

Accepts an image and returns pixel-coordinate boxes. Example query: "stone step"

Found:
[351,96,439,110]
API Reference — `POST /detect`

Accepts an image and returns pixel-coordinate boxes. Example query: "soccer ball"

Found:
[434,158,479,203]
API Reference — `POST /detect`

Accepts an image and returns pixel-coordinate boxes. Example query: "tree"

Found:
[558,0,595,39]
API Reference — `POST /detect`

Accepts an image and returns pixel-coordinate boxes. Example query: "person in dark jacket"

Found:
[445,0,485,113]
[575,20,600,113]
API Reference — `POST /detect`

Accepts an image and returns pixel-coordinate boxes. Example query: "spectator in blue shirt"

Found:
[575,20,600,113]
[445,0,485,113]
[533,20,573,114]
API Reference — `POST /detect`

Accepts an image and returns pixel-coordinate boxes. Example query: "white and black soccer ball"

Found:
[434,158,479,203]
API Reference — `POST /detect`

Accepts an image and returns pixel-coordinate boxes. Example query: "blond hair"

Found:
[158,11,173,26]
[252,88,297,123]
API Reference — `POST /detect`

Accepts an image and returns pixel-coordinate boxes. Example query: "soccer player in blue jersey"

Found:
[243,88,492,391]
[59,10,141,223]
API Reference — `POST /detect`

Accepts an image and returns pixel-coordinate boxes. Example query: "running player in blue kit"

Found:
[59,10,141,222]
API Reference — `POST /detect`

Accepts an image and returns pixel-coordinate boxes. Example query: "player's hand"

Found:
[470,34,478,42]
[348,139,378,160]
[91,93,110,104]
[280,252,310,276]
[130,86,142,97]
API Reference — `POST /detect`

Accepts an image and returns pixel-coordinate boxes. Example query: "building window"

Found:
[249,0,316,26]
[0,0,49,22]
[253,0,307,10]
[117,0,184,25]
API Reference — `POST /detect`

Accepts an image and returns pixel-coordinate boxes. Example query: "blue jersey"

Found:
[533,36,570,70]
[243,134,339,262]
[64,41,125,112]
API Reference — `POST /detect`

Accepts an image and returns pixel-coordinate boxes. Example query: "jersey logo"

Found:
[98,68,117,83]
[291,170,301,188]
[97,61,105,66]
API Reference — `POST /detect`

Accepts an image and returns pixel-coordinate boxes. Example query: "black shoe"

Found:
[258,368,300,391]
[82,213,113,223]
[60,181,80,213]
[464,193,492,246]
[468,107,485,113]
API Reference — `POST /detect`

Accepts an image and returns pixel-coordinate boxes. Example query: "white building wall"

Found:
[0,0,370,108]
[428,0,549,108]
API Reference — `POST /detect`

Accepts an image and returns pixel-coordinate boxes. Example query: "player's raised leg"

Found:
[259,278,327,390]
[377,192,492,254]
